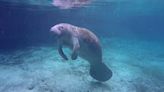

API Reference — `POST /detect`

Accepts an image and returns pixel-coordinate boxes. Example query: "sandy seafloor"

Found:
[0,37,164,92]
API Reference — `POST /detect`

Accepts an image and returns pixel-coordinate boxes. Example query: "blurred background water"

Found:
[0,0,164,92]
[0,0,164,49]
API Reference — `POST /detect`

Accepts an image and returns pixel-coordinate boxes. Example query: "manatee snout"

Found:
[50,25,62,36]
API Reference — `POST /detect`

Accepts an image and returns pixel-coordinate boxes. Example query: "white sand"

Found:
[0,37,163,92]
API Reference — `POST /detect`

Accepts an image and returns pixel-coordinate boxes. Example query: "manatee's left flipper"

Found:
[71,37,80,60]
[57,40,68,60]
[58,45,68,60]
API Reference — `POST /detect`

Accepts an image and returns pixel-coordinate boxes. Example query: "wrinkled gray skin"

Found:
[50,23,112,82]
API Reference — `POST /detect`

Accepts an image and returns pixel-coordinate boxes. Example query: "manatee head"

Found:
[50,23,73,38]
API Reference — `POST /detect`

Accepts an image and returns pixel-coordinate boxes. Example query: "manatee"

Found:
[50,23,112,82]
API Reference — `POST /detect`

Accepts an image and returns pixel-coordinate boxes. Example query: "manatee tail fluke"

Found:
[89,62,112,82]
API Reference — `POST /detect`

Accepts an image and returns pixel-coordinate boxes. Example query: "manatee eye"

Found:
[58,26,64,31]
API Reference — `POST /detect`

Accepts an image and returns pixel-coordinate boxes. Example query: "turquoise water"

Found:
[0,0,164,92]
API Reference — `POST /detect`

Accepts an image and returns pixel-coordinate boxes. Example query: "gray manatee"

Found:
[50,23,112,82]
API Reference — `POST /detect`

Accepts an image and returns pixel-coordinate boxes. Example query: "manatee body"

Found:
[50,23,112,82]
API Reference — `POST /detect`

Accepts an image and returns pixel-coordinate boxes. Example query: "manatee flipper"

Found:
[58,42,68,60]
[90,62,112,82]
[71,36,80,60]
